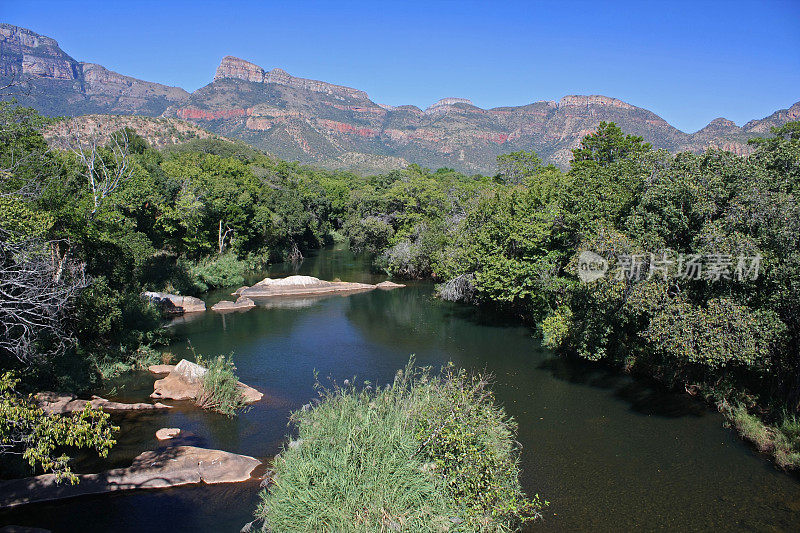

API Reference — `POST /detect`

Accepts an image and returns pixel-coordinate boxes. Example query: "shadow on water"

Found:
[538,355,707,419]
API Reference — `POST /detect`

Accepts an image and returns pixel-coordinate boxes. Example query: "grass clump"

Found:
[257,360,544,532]
[195,354,248,417]
[727,404,800,469]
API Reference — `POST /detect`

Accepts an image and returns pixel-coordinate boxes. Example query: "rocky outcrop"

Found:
[151,359,263,404]
[239,275,376,298]
[211,296,256,312]
[428,97,475,109]
[214,56,369,100]
[0,446,262,508]
[34,392,171,414]
[1,23,187,117]
[142,292,206,316]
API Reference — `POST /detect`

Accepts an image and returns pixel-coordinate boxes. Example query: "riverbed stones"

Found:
[0,446,262,508]
[211,296,256,312]
[238,275,376,298]
[151,359,263,404]
[34,392,171,414]
[142,291,206,316]
[155,427,181,440]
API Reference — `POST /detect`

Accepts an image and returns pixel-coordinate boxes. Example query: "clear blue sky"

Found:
[2,0,798,132]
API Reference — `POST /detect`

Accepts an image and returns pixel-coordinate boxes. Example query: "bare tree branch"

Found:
[0,230,88,366]
[62,120,134,215]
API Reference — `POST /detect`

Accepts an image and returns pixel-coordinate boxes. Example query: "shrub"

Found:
[257,361,544,532]
[195,354,248,417]
[0,372,118,483]
[189,253,248,292]
[344,215,394,255]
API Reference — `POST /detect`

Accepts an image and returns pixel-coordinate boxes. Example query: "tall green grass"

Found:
[727,404,800,469]
[257,360,544,532]
[195,354,248,417]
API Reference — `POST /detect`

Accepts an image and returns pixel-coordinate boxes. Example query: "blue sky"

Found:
[2,0,798,132]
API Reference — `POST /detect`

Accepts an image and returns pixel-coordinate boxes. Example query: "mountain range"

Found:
[2,23,798,174]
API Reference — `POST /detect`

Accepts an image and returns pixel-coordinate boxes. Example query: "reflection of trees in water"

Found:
[345,287,532,361]
[267,245,381,285]
[345,287,451,351]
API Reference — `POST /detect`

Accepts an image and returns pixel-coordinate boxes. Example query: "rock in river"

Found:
[34,392,171,414]
[238,275,377,298]
[211,296,256,312]
[142,291,206,316]
[155,427,181,440]
[0,446,262,508]
[151,359,263,404]
[375,280,406,289]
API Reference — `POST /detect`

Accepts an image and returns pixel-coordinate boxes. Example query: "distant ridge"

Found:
[2,23,798,174]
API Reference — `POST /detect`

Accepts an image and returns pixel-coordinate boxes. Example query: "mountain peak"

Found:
[430,97,474,108]
[214,56,266,82]
[213,56,368,101]
[558,95,635,110]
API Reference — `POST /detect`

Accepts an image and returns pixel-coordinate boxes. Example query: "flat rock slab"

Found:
[239,275,376,298]
[151,359,263,404]
[212,296,256,312]
[147,364,174,374]
[34,392,171,415]
[375,280,406,289]
[0,446,261,508]
[155,427,181,440]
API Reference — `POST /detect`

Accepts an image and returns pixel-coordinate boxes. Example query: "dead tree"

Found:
[63,120,134,216]
[0,231,87,366]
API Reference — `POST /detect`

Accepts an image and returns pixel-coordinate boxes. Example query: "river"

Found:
[2,245,799,532]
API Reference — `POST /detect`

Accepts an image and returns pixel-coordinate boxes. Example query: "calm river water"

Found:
[2,245,800,532]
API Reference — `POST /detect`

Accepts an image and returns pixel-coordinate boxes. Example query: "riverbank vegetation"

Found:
[258,362,543,532]
[344,121,800,470]
[2,93,798,481]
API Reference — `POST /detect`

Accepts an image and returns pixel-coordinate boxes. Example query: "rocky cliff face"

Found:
[0,23,187,116]
[215,55,368,100]
[2,23,798,174]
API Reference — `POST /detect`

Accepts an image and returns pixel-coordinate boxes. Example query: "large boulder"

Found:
[239,275,376,298]
[151,359,263,404]
[211,296,256,312]
[34,392,171,415]
[142,291,206,316]
[0,446,262,508]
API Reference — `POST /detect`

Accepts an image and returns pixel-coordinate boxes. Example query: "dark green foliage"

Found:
[189,253,248,292]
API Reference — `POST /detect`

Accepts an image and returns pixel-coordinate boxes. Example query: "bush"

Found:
[344,215,394,255]
[257,361,544,532]
[195,354,248,417]
[189,253,248,292]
